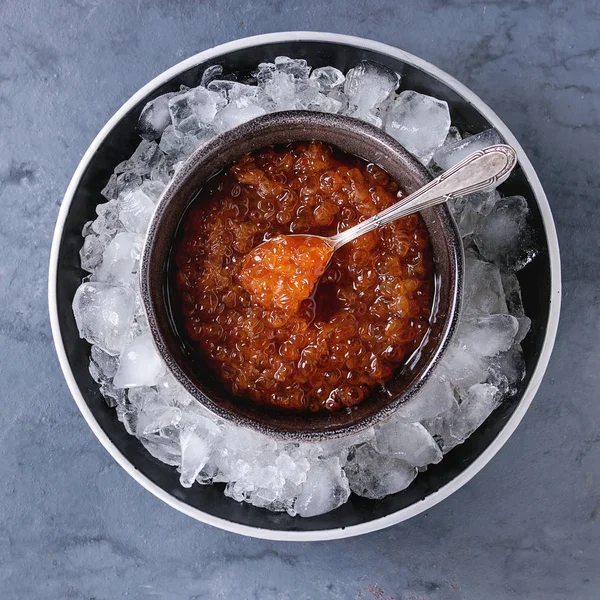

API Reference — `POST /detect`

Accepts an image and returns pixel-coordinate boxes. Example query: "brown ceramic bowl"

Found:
[140,110,463,441]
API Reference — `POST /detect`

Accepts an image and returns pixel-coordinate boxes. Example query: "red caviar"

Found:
[240,234,334,313]
[172,141,433,413]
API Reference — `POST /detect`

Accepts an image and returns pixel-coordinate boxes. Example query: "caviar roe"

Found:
[240,234,334,313]
[172,141,434,413]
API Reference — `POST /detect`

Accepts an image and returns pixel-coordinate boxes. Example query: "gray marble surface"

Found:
[0,0,598,598]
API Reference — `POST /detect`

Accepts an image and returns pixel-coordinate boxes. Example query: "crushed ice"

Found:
[73,58,537,517]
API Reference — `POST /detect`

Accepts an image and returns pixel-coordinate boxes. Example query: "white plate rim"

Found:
[48,31,562,542]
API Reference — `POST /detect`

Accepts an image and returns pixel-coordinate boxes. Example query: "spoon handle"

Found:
[330,144,517,249]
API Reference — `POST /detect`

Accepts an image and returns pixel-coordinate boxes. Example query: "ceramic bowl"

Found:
[140,110,463,441]
[48,33,560,540]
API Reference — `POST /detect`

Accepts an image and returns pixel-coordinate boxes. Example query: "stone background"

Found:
[0,1,598,598]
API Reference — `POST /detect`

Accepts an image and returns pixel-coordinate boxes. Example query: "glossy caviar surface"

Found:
[172,141,434,413]
[240,234,334,313]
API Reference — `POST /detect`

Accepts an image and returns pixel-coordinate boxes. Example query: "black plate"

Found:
[53,39,552,534]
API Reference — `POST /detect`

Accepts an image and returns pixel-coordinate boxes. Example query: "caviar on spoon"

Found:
[240,144,517,312]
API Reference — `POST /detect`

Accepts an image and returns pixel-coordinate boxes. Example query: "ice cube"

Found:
[136,404,181,436]
[274,56,311,80]
[295,84,342,113]
[149,151,174,184]
[90,345,119,380]
[431,128,504,171]
[255,61,277,85]
[101,172,143,202]
[453,204,480,238]
[124,140,160,176]
[127,314,150,342]
[501,272,532,343]
[309,66,345,92]
[94,232,143,285]
[290,442,326,466]
[223,479,250,503]
[79,234,104,273]
[247,466,285,507]
[216,453,275,490]
[345,444,417,500]
[318,427,376,459]
[98,380,125,408]
[180,404,222,434]
[158,125,183,157]
[463,250,508,317]
[384,91,450,164]
[139,430,182,466]
[217,436,309,513]
[438,343,489,391]
[118,189,156,234]
[158,125,206,161]
[262,71,297,111]
[375,420,442,467]
[82,220,94,236]
[113,333,165,388]
[394,374,456,422]
[455,314,519,357]
[139,179,166,203]
[327,87,349,113]
[113,159,129,175]
[135,395,181,434]
[450,190,500,237]
[214,98,266,132]
[207,79,233,95]
[88,358,102,384]
[208,80,260,103]
[344,60,399,127]
[517,317,531,345]
[223,460,290,511]
[155,371,196,408]
[294,456,350,517]
[444,383,500,448]
[473,195,537,271]
[118,171,144,194]
[72,282,134,356]
[100,174,119,201]
[200,64,224,87]
[138,93,176,141]
[219,422,277,458]
[126,385,153,408]
[469,189,501,216]
[275,451,309,486]
[94,199,120,233]
[441,314,519,389]
[116,403,137,435]
[501,273,525,317]
[488,345,526,396]
[179,418,220,488]
[168,87,224,132]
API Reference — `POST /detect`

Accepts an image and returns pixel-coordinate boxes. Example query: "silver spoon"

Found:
[240,144,518,311]
[328,143,517,250]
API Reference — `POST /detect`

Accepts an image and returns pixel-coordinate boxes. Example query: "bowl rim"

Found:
[48,31,562,542]
[140,109,463,441]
